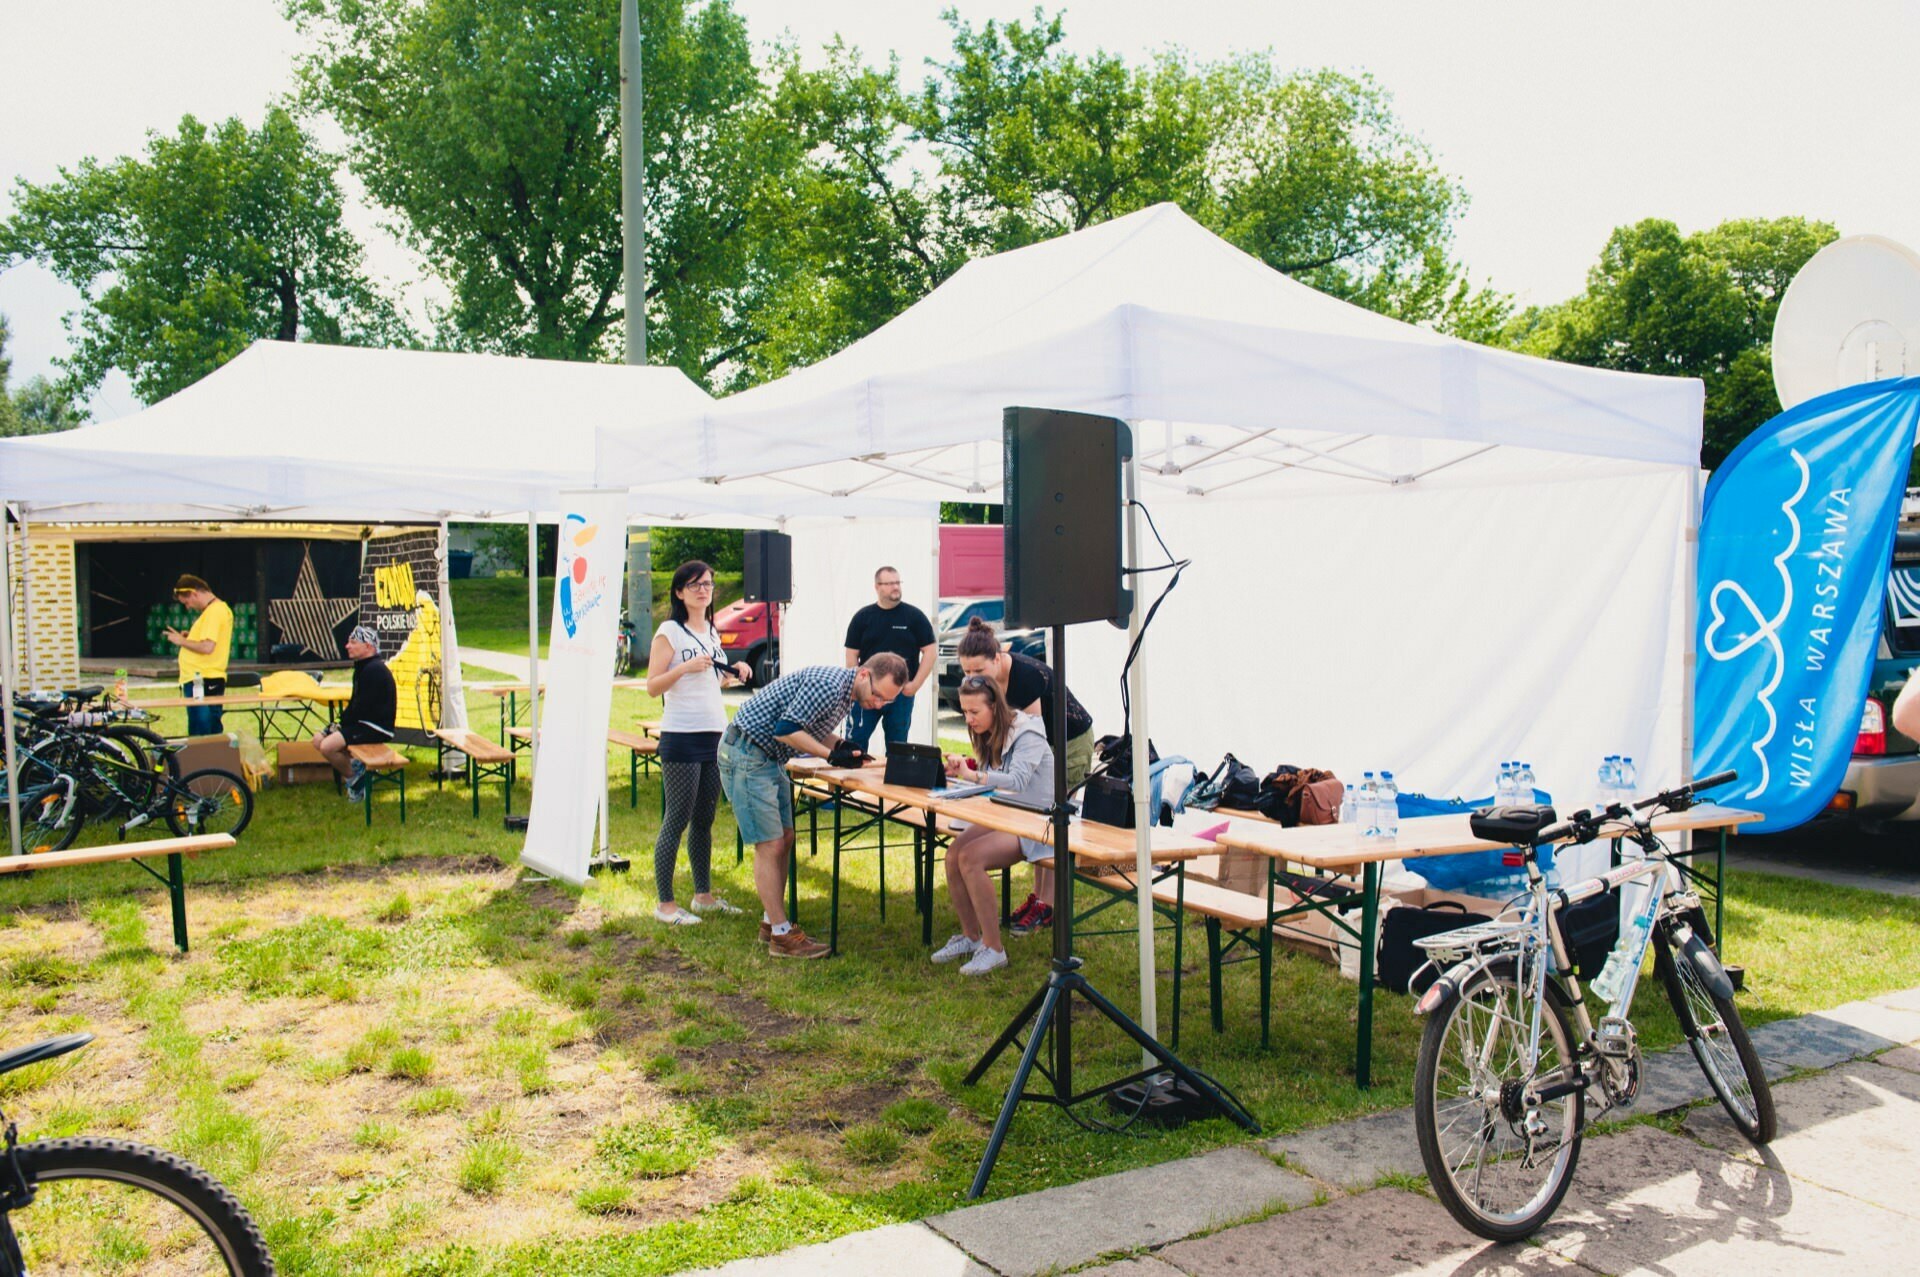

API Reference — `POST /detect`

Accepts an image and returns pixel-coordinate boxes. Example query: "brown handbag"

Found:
[1298,777,1345,825]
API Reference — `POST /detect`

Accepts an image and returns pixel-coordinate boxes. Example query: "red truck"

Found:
[712,525,1003,683]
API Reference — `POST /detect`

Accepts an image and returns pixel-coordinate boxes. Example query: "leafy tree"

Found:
[287,0,787,380]
[649,526,742,572]
[1506,216,1838,464]
[0,108,406,403]
[0,314,84,437]
[0,314,18,436]
[750,9,1501,378]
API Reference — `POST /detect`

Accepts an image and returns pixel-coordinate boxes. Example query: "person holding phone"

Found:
[930,673,1056,975]
[645,560,753,926]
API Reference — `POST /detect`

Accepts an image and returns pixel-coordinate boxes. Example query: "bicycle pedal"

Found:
[1594,1016,1637,1059]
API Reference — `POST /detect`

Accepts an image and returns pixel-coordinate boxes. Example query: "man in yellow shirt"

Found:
[165,573,232,735]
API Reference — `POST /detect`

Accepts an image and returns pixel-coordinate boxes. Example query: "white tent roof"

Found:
[596,203,1702,501]
[0,342,924,525]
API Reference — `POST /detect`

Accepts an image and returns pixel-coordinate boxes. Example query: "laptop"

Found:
[882,741,946,789]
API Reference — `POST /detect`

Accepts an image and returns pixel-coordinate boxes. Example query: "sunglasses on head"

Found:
[960,674,996,691]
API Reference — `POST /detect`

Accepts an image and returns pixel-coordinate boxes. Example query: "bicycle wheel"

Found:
[6,752,84,854]
[163,769,254,839]
[5,1136,274,1275]
[1414,957,1585,1241]
[1654,930,1776,1144]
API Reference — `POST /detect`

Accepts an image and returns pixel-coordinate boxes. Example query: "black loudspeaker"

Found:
[743,530,793,603]
[1003,407,1132,628]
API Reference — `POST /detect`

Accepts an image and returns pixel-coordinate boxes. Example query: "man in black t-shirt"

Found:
[842,565,936,751]
[315,625,397,800]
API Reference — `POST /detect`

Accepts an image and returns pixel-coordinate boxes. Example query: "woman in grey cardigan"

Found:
[931,673,1056,975]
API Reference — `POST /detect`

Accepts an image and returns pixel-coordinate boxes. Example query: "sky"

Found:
[3,0,1916,422]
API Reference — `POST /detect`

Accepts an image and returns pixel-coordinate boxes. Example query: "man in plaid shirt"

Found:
[720,652,909,958]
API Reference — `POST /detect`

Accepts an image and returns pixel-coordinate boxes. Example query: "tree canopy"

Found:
[0,107,405,403]
[1504,216,1838,464]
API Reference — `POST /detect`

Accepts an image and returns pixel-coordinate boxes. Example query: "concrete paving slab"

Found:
[927,1146,1316,1277]
[1266,1108,1424,1188]
[1746,1013,1891,1072]
[1074,1259,1189,1277]
[1875,985,1920,1015]
[1816,997,1920,1047]
[1872,1043,1920,1074]
[686,1223,993,1277]
[1158,1188,1579,1276]
[1682,1061,1920,1219]
[1538,1122,1910,1275]
[1628,1045,1718,1113]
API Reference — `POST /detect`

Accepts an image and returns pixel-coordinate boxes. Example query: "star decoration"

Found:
[269,545,359,660]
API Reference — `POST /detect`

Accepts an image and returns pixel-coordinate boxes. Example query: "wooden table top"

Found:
[1212,803,1762,871]
[484,678,645,696]
[788,762,1210,866]
[134,688,350,709]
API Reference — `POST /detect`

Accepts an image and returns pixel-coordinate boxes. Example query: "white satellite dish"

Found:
[1773,235,1920,409]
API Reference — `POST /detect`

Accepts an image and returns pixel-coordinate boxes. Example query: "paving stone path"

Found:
[696,989,1920,1276]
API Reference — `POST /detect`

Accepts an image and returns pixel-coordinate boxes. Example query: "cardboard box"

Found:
[275,740,335,786]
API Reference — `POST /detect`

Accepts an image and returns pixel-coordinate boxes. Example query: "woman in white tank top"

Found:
[644,560,752,924]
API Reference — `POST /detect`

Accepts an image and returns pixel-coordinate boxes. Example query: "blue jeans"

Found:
[717,730,794,846]
[846,690,914,752]
[181,679,225,736]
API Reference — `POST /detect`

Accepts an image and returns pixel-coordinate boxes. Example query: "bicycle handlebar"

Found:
[1532,770,1738,847]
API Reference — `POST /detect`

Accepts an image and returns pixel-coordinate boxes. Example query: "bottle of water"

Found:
[1340,783,1358,826]
[1379,771,1400,839]
[1516,762,1536,804]
[1593,885,1659,1002]
[1595,757,1612,811]
[1359,772,1379,839]
[1620,757,1637,802]
[1496,761,1515,806]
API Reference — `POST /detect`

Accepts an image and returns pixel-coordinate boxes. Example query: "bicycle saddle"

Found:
[1469,803,1558,843]
[0,1033,92,1077]
[62,685,105,702]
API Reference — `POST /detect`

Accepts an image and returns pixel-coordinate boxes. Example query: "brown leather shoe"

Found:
[768,927,830,959]
[759,921,772,944]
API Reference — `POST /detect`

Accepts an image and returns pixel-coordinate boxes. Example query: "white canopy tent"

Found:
[597,203,1705,876]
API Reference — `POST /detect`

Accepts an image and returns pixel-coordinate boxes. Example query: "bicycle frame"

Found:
[1418,827,1700,1112]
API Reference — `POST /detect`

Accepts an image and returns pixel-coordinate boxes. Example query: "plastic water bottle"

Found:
[1378,771,1400,839]
[1516,762,1536,804]
[1596,757,1615,810]
[191,675,205,700]
[1592,886,1658,1002]
[1359,772,1379,839]
[1340,783,1358,826]
[1620,757,1637,802]
[1494,762,1513,806]
[113,667,128,704]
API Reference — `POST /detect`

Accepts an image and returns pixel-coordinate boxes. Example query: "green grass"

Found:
[449,572,744,662]
[5,681,1919,1272]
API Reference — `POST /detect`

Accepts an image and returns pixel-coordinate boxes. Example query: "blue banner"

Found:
[1695,378,1920,830]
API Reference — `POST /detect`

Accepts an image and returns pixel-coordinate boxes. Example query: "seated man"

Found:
[314,626,397,799]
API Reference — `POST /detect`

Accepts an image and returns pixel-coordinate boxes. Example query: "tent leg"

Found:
[1124,447,1158,1065]
[1,504,22,858]
[527,515,540,771]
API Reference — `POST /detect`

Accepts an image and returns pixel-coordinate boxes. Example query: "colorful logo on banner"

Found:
[557,512,609,641]
[359,530,445,746]
[1695,378,1920,830]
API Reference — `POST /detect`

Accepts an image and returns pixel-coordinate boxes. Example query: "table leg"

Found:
[1171,864,1185,1052]
[168,852,189,954]
[470,756,479,818]
[1715,828,1727,953]
[830,797,843,956]
[878,816,887,923]
[1356,861,1380,1089]
[1260,857,1274,1049]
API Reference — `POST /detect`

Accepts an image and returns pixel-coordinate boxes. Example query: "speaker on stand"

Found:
[965,408,1255,1200]
[743,530,792,683]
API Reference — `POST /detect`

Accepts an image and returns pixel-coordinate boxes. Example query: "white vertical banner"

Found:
[523,490,628,885]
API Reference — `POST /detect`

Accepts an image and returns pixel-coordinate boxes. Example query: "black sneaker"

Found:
[1010,904,1053,936]
[1005,893,1040,929]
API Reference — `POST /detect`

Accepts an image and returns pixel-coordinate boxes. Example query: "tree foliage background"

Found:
[0,2,1847,469]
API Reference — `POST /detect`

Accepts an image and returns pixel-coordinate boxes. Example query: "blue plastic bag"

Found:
[1395,790,1555,891]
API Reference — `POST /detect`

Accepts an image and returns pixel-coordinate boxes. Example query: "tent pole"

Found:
[1683,471,1699,785]
[11,505,33,688]
[2,503,23,857]
[928,519,941,744]
[527,515,541,770]
[1124,448,1158,1060]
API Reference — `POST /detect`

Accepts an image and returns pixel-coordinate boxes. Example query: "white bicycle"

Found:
[1410,770,1774,1240]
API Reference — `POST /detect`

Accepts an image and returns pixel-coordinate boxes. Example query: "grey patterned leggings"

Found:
[655,758,721,903]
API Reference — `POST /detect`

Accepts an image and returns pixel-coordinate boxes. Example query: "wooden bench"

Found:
[348,743,408,825]
[607,729,661,807]
[0,834,236,953]
[431,728,516,817]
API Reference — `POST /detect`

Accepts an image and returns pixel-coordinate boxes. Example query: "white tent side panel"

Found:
[1060,465,1691,879]
[779,516,940,752]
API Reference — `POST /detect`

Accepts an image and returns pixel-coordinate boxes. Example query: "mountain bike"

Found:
[1410,770,1773,1241]
[12,727,252,848]
[1,1034,275,1275]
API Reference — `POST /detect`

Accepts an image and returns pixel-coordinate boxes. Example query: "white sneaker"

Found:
[959,946,1008,976]
[688,896,743,916]
[655,905,702,926]
[930,934,980,964]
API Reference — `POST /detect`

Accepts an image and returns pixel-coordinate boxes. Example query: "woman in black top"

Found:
[955,618,1095,931]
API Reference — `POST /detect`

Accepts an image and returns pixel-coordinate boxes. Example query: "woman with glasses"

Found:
[930,673,1056,975]
[644,560,753,925]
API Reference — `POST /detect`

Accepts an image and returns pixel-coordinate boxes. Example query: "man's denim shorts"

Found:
[718,730,793,846]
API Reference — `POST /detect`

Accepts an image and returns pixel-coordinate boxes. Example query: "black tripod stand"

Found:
[965,624,1258,1199]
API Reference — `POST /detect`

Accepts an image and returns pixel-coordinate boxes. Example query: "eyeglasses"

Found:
[960,674,996,691]
[875,579,901,588]
[684,580,715,591]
